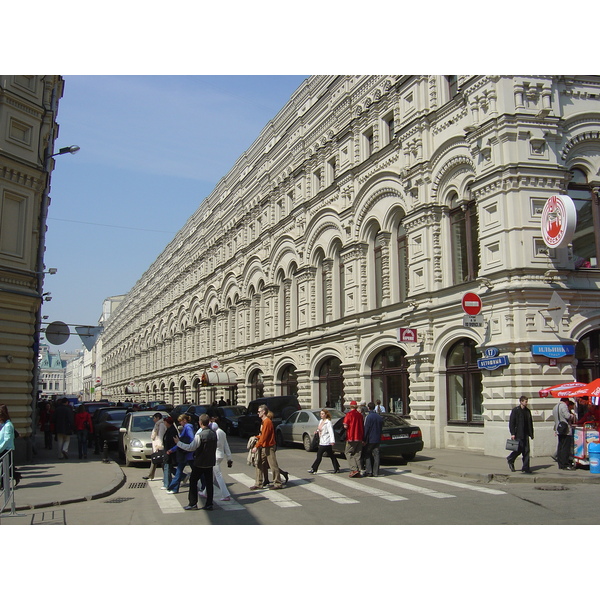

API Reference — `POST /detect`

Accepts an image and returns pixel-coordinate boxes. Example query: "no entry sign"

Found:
[462,292,482,316]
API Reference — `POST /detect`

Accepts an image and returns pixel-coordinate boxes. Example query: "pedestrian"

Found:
[358,400,368,416]
[250,405,288,490]
[74,405,93,460]
[375,400,385,414]
[161,416,178,490]
[0,404,21,487]
[176,413,218,511]
[166,414,194,493]
[207,416,233,501]
[40,402,54,449]
[53,397,75,459]
[143,412,167,481]
[506,395,534,473]
[362,402,383,476]
[308,409,340,474]
[553,397,575,470]
[343,400,364,477]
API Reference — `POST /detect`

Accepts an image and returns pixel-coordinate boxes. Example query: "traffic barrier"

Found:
[0,450,17,517]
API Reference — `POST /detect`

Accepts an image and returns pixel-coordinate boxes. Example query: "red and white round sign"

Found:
[462,292,482,315]
[541,194,577,249]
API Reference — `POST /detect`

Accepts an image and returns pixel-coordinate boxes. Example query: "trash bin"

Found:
[588,442,600,475]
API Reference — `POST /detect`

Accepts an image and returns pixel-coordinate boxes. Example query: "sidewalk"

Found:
[3,436,599,516]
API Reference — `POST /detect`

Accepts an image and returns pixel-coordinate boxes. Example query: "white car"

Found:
[118,410,169,467]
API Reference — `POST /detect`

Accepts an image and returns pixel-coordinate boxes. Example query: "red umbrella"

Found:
[566,378,600,398]
[538,381,587,398]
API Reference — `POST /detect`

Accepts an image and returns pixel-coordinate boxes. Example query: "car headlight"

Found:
[130,439,144,448]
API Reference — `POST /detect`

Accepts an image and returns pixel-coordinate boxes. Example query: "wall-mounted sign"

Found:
[484,347,499,357]
[477,355,510,371]
[398,328,417,342]
[541,194,577,248]
[531,344,575,358]
[463,314,484,328]
[462,292,482,315]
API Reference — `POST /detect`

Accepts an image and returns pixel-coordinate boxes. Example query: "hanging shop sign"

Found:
[541,194,577,248]
[398,328,418,343]
[477,355,510,371]
[531,344,575,358]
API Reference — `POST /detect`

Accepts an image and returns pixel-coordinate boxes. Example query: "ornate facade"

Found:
[0,75,64,459]
[102,76,600,456]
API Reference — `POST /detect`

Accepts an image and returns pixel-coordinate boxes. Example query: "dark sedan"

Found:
[94,408,128,448]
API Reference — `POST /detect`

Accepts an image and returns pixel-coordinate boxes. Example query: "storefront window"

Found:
[446,338,483,425]
[319,357,344,411]
[371,346,410,414]
[568,168,600,268]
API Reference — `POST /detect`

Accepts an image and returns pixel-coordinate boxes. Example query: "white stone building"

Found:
[101,76,600,457]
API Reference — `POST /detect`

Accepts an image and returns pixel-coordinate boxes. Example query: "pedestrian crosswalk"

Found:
[150,468,506,514]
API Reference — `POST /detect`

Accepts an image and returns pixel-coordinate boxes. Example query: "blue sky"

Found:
[43,75,308,350]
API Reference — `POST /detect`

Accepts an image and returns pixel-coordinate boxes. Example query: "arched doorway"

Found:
[576,329,600,382]
[318,357,344,410]
[371,346,410,414]
[446,338,483,425]
[280,364,298,397]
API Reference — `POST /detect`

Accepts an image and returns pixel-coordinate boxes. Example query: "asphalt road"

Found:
[6,436,600,526]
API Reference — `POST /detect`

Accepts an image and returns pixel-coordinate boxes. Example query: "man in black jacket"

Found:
[507,396,534,473]
[53,397,75,459]
[175,413,217,511]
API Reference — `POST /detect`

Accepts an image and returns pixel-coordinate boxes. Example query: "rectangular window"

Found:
[0,191,27,258]
[364,129,374,158]
[397,231,408,302]
[374,243,383,306]
[450,202,479,284]
[313,169,322,192]
[383,113,395,145]
[327,157,337,184]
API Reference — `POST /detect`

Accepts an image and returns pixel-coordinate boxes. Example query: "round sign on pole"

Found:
[462,292,482,316]
[45,321,70,345]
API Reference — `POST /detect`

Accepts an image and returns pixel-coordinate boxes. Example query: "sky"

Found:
[41,75,308,351]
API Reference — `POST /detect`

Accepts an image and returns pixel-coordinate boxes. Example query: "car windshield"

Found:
[131,415,156,432]
[222,406,245,417]
[106,410,127,422]
[382,413,409,427]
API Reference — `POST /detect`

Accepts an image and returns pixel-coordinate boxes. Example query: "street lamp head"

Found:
[51,145,80,157]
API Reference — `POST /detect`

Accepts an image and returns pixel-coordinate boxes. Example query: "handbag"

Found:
[151,449,166,465]
[557,421,569,435]
[505,438,520,451]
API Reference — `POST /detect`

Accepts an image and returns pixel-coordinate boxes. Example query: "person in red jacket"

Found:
[74,405,93,460]
[343,400,364,477]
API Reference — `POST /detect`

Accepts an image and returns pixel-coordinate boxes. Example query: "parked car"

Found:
[118,410,170,466]
[218,405,247,435]
[237,396,302,438]
[81,400,111,416]
[276,408,346,451]
[94,407,128,448]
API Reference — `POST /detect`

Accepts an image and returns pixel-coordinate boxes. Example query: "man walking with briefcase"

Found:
[507,396,534,473]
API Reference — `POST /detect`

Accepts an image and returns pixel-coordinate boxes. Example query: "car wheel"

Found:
[402,452,416,461]
[303,433,314,452]
[276,430,285,448]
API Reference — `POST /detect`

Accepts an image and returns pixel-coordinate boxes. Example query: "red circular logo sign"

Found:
[541,195,577,249]
[462,292,482,315]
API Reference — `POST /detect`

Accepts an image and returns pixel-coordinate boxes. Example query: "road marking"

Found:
[374,475,455,499]
[148,480,186,514]
[389,469,507,495]
[319,473,407,501]
[213,497,246,511]
[287,475,359,504]
[229,473,301,507]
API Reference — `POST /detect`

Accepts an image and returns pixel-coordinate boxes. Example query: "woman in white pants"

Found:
[207,417,233,501]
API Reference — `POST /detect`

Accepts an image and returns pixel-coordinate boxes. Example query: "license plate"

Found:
[392,434,408,439]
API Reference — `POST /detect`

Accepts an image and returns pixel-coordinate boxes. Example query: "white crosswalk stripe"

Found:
[228,473,301,507]
[287,474,359,504]
[319,473,408,501]
[373,474,456,498]
[148,480,185,514]
[388,469,507,495]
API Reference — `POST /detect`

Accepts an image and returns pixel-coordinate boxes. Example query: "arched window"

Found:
[179,380,187,405]
[280,364,298,397]
[449,192,480,284]
[446,338,483,425]
[568,168,600,268]
[318,357,344,410]
[397,223,409,302]
[371,346,410,414]
[248,369,264,402]
[374,229,384,307]
[576,329,600,382]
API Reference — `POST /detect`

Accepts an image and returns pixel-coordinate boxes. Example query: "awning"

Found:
[206,371,238,386]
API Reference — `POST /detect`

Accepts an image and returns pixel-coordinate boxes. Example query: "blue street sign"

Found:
[477,355,510,371]
[531,344,575,358]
